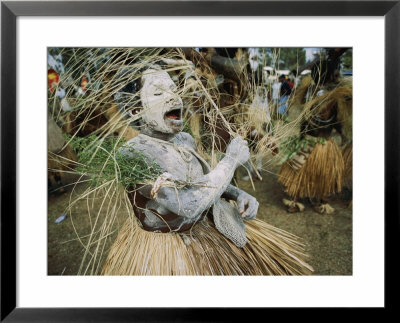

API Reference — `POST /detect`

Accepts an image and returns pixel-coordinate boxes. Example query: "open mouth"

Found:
[165,109,182,121]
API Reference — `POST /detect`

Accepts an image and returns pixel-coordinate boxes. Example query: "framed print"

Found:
[1,0,398,321]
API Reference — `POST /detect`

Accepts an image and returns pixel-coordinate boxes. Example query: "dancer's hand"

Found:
[226,137,250,165]
[237,191,259,220]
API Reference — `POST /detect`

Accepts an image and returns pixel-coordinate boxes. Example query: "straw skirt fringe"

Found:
[278,139,344,199]
[102,216,313,276]
[342,142,353,189]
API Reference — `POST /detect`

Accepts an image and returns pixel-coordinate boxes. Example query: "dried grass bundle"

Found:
[302,79,352,139]
[342,142,353,189]
[334,78,353,139]
[292,75,313,106]
[278,139,344,199]
[102,215,313,276]
[48,47,312,276]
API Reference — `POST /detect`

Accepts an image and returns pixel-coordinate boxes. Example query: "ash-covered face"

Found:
[140,69,184,134]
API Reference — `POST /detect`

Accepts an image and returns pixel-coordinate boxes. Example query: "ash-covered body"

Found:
[122,132,258,233]
[119,67,258,234]
[102,57,314,275]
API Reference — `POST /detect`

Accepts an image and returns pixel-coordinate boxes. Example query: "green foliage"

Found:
[65,134,163,189]
[277,48,306,71]
[258,48,306,71]
[342,49,353,70]
[280,135,326,162]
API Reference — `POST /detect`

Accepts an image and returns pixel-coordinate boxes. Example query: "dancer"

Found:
[278,49,351,214]
[102,64,313,275]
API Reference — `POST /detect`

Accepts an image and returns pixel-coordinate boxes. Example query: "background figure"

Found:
[271,78,281,107]
[277,74,292,117]
[286,75,295,89]
[278,48,351,214]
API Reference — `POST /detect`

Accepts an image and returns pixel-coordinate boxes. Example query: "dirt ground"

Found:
[236,167,352,275]
[48,165,352,276]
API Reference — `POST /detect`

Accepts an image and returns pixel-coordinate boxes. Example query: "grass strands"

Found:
[48,48,328,275]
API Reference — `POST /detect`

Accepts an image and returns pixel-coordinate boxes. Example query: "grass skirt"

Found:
[102,215,313,276]
[278,139,344,200]
[342,142,352,189]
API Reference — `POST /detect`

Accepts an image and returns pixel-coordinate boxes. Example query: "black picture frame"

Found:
[1,0,398,321]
